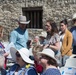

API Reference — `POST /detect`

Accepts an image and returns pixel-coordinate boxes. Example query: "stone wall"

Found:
[0,0,76,41]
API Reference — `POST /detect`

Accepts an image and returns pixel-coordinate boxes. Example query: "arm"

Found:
[62,33,73,56]
[49,34,60,51]
[3,52,9,57]
[25,30,29,41]
[43,42,60,51]
[43,34,60,50]
[9,31,17,44]
[49,41,60,51]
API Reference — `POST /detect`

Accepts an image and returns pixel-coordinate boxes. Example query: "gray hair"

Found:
[0,55,5,68]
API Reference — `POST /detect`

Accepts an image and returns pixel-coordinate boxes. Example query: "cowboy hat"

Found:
[72,13,76,20]
[38,48,56,60]
[10,47,34,64]
[18,15,30,24]
[39,31,47,38]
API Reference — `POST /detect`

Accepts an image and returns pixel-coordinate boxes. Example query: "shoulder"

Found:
[9,64,19,71]
[45,68,61,75]
[66,30,72,36]
[66,29,72,35]
[11,28,19,35]
[53,33,60,40]
[26,67,38,75]
[70,26,76,32]
[11,29,17,33]
[53,33,59,37]
[25,29,28,33]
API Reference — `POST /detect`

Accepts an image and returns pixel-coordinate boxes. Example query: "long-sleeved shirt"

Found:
[10,27,29,50]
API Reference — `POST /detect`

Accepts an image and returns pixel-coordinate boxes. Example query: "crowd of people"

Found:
[0,13,76,75]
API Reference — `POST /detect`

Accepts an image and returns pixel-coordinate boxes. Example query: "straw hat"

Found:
[38,48,56,60]
[39,31,47,38]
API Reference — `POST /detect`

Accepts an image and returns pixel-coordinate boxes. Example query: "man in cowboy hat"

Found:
[70,13,76,54]
[10,15,30,49]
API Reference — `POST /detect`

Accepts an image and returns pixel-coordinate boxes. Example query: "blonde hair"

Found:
[0,55,5,68]
[32,45,43,54]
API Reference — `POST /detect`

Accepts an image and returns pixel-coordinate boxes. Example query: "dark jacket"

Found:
[0,68,6,75]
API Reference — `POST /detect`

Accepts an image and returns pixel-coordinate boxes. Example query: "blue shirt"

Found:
[10,27,29,49]
[41,68,61,75]
[6,64,38,75]
[70,26,76,46]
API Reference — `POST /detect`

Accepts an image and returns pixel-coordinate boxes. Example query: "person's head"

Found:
[18,15,30,30]
[60,19,68,33]
[10,47,34,67]
[33,36,40,46]
[34,36,40,42]
[45,19,58,35]
[39,31,47,39]
[0,55,5,68]
[72,13,76,24]
[32,45,43,61]
[38,48,58,67]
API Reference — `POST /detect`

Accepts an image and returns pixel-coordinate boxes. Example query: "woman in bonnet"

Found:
[6,47,38,75]
[38,48,61,75]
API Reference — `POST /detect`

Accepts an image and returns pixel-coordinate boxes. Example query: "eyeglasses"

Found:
[40,55,47,59]
[16,52,21,57]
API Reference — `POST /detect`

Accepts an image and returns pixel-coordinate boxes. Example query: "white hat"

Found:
[18,15,30,24]
[38,48,56,60]
[69,54,76,58]
[65,55,76,68]
[72,13,76,20]
[10,47,34,64]
[39,31,47,38]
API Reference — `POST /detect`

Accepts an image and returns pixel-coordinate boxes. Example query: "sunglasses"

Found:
[16,52,21,57]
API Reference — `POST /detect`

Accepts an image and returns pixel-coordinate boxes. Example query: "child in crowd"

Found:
[39,31,47,46]
[32,45,43,74]
[33,36,40,46]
